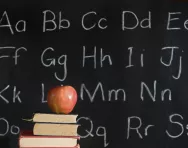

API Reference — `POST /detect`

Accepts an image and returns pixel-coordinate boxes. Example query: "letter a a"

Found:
[0,11,14,34]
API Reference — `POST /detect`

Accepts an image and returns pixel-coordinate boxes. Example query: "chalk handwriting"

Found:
[144,125,155,136]
[141,49,145,67]
[10,125,20,135]
[127,116,142,139]
[126,47,134,68]
[127,116,154,139]
[0,118,19,136]
[166,12,188,30]
[160,46,182,79]
[77,117,94,138]
[77,116,109,147]
[172,55,182,79]
[166,113,184,138]
[13,47,27,65]
[0,85,9,103]
[82,46,112,69]
[41,47,67,82]
[0,11,26,34]
[96,126,109,147]
[160,47,178,66]
[140,80,172,102]
[125,47,145,68]
[167,12,181,30]
[0,118,8,136]
[82,11,108,30]
[43,10,70,32]
[0,46,27,65]
[13,86,22,103]
[0,85,22,104]
[122,11,151,30]
[80,82,126,102]
[41,83,46,103]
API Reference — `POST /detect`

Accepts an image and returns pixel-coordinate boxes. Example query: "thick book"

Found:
[19,130,80,148]
[33,123,79,136]
[32,113,78,123]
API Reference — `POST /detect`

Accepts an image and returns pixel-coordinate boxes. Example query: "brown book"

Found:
[19,130,80,148]
[32,113,78,123]
[33,123,79,136]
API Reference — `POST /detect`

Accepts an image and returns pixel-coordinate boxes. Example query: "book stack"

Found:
[19,113,80,148]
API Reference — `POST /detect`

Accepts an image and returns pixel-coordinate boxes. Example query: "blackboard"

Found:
[1,1,188,148]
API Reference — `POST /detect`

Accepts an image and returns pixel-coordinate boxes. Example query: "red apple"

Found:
[47,85,77,114]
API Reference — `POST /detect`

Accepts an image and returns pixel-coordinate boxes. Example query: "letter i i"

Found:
[126,47,133,68]
[140,49,145,67]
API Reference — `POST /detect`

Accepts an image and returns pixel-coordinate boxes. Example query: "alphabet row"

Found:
[0,113,186,143]
[0,81,173,104]
[0,46,182,82]
[1,11,188,34]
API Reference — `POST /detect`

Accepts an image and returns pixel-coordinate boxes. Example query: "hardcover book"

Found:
[32,113,78,123]
[33,123,79,136]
